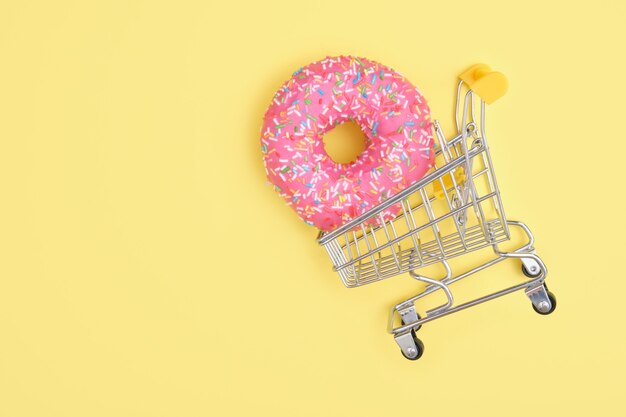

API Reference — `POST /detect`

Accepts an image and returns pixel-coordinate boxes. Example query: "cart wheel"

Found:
[400,330,424,361]
[522,263,541,278]
[532,291,557,315]
[400,311,421,332]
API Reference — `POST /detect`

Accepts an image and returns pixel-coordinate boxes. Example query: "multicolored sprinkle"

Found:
[260,56,434,232]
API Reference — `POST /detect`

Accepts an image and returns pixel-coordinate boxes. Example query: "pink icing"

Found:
[261,56,434,232]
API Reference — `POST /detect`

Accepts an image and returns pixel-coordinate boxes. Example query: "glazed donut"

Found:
[261,56,434,232]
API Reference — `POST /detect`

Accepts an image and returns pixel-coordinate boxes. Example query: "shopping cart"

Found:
[317,64,555,360]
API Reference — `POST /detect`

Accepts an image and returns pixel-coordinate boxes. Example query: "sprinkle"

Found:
[261,56,432,231]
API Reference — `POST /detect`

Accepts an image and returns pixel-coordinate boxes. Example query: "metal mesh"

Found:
[318,91,510,288]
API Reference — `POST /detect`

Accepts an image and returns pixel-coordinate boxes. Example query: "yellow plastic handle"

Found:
[459,64,508,104]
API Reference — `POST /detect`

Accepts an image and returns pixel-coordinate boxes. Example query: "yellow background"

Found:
[1,1,625,416]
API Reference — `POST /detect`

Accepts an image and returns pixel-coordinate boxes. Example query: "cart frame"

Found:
[317,74,555,360]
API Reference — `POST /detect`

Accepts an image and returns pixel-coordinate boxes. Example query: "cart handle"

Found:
[459,64,508,105]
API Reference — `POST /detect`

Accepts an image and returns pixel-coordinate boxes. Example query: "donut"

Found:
[261,56,434,232]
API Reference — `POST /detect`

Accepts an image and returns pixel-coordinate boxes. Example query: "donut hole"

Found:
[322,121,368,164]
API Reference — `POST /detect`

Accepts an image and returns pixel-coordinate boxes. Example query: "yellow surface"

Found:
[1,1,625,416]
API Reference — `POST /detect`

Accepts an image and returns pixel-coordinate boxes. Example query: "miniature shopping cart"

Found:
[317,64,556,360]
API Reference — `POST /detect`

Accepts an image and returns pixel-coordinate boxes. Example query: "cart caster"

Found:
[521,260,542,278]
[526,284,557,315]
[532,290,557,315]
[397,330,424,361]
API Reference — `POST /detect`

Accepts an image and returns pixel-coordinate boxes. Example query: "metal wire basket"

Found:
[317,66,555,360]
